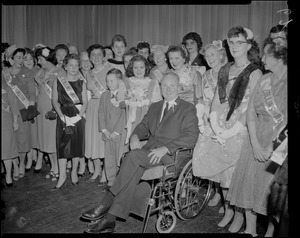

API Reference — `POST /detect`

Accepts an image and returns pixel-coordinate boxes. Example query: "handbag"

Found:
[19,108,28,122]
[27,104,40,120]
[45,108,57,120]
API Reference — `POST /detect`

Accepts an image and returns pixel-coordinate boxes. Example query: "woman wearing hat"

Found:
[149,45,170,84]
[2,45,37,178]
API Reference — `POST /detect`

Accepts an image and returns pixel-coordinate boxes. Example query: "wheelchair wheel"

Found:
[174,160,212,220]
[156,211,177,233]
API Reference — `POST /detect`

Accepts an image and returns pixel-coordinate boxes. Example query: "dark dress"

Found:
[56,78,85,159]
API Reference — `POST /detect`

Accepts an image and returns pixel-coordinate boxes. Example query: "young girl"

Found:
[98,68,126,191]
[196,40,228,208]
[123,55,162,144]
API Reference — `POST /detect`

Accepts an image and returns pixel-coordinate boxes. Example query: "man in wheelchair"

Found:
[81,71,199,233]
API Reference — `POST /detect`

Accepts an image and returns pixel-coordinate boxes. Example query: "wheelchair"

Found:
[128,148,213,233]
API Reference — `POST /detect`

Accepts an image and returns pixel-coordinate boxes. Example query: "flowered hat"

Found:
[5,44,17,65]
[151,45,169,54]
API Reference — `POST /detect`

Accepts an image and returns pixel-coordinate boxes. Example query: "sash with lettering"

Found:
[57,75,80,105]
[260,73,285,130]
[2,98,10,112]
[204,70,216,89]
[270,124,288,166]
[89,70,106,95]
[2,69,30,109]
[36,69,54,99]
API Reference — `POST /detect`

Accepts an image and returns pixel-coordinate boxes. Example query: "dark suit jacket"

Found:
[131,97,199,155]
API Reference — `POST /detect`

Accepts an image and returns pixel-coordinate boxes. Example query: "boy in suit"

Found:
[82,71,199,233]
[98,68,126,190]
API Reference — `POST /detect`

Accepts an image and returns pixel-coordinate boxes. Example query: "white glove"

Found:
[65,116,75,127]
[219,121,246,139]
[69,114,82,125]
[210,111,223,136]
[196,103,205,127]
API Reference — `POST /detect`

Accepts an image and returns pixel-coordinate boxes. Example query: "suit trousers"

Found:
[104,137,120,186]
[108,148,174,220]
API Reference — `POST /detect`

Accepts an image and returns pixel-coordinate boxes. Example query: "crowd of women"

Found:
[1,24,288,236]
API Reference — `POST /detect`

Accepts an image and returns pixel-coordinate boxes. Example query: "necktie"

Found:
[162,102,169,119]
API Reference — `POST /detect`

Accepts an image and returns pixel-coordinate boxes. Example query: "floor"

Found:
[1,162,269,235]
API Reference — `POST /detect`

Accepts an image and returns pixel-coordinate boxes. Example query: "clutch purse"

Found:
[45,108,57,120]
[27,104,40,120]
[19,108,28,122]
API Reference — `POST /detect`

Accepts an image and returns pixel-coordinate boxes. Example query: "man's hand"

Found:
[148,146,169,165]
[130,134,141,150]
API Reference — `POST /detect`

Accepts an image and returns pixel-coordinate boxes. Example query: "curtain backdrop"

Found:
[2,2,288,52]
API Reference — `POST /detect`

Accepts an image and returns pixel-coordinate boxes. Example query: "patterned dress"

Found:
[173,65,202,105]
[56,77,86,159]
[192,64,261,188]
[123,76,162,143]
[1,79,19,160]
[8,67,36,153]
[227,72,287,216]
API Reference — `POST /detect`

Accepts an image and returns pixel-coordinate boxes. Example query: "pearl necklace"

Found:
[234,61,250,69]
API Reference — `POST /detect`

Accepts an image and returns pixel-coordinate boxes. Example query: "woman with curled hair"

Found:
[23,47,40,171]
[167,44,203,105]
[54,43,69,68]
[52,53,88,190]
[2,46,37,179]
[226,38,287,237]
[269,24,288,48]
[33,46,64,181]
[192,26,263,233]
[182,32,210,73]
[84,44,111,184]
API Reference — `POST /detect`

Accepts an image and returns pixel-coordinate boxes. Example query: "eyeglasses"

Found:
[227,40,248,48]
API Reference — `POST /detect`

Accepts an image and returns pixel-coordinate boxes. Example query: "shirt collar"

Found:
[165,96,178,109]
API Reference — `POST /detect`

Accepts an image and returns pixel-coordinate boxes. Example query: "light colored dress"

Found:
[123,76,162,144]
[85,66,111,159]
[30,66,41,149]
[227,72,287,216]
[173,65,202,104]
[1,78,19,160]
[9,67,36,153]
[35,67,63,153]
[192,66,261,188]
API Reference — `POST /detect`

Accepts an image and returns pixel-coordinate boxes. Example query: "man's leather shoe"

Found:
[84,218,115,233]
[81,204,110,221]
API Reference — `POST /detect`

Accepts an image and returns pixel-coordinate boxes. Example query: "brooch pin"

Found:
[22,74,25,78]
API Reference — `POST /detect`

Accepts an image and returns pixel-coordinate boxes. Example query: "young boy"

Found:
[98,68,126,192]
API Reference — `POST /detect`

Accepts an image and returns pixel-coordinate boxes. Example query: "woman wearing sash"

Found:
[34,46,63,181]
[23,48,41,172]
[195,40,228,208]
[167,44,203,105]
[226,38,287,237]
[3,46,37,179]
[149,45,170,84]
[192,26,262,233]
[1,77,20,186]
[85,44,111,183]
[52,53,87,190]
